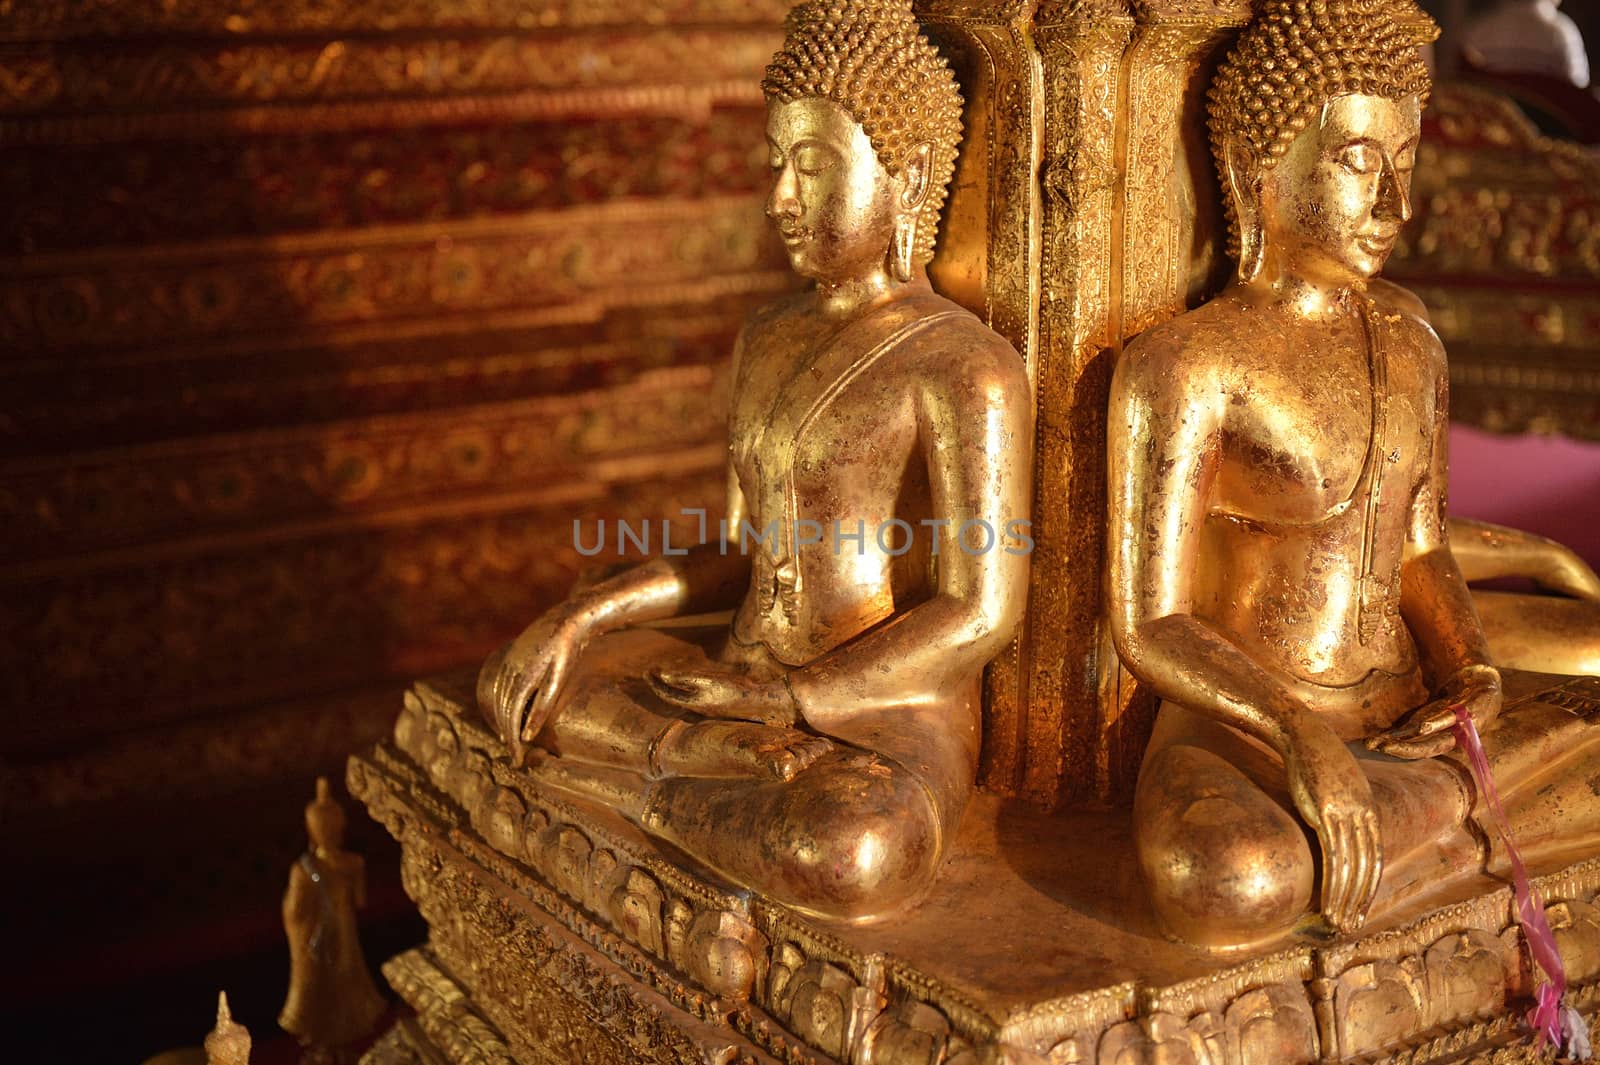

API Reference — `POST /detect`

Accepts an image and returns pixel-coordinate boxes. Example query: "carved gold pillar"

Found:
[916,0,1051,800]
[920,1,1043,357]
[1089,2,1248,803]
[917,0,1247,807]
[1021,2,1133,806]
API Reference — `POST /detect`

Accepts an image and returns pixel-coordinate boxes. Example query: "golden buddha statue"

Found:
[279,778,387,1051]
[478,0,1031,923]
[1109,0,1600,949]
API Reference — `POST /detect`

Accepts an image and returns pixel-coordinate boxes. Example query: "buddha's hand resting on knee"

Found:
[1365,663,1502,760]
[647,665,799,727]
[480,598,602,763]
[1285,714,1383,933]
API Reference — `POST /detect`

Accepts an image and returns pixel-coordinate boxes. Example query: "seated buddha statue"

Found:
[477,0,1031,923]
[1108,0,1600,949]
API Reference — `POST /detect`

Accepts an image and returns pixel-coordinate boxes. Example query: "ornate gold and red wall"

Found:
[0,0,790,1033]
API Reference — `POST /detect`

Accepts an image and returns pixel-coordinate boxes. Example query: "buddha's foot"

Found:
[654,720,835,783]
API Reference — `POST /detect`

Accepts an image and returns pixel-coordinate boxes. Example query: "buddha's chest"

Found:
[728,334,920,517]
[1211,334,1435,529]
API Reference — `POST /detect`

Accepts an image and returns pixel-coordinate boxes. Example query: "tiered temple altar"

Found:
[352,671,1600,1063]
[347,1,1600,1062]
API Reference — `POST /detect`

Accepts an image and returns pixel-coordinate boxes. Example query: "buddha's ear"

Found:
[899,141,934,212]
[1224,139,1265,283]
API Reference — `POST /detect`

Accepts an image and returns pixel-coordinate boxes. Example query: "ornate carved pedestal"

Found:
[351,671,1600,1065]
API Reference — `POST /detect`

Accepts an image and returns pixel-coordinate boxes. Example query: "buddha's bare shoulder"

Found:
[1369,278,1430,323]
[1368,283,1447,383]
[1117,294,1251,391]
[915,291,1024,364]
[883,294,1030,415]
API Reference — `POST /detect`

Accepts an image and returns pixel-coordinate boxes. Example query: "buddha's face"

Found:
[764,97,903,285]
[1254,93,1421,286]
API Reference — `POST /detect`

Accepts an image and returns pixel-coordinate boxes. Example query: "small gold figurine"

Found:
[1109,0,1600,949]
[478,0,1032,922]
[279,778,386,1052]
[206,992,251,1065]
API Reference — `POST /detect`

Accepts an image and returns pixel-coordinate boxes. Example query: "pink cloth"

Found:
[1453,705,1578,1052]
[1449,424,1600,566]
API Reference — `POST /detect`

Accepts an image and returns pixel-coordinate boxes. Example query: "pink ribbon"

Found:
[1451,704,1569,1049]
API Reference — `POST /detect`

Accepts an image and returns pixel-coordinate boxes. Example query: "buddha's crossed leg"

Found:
[1134,702,1476,948]
[520,627,946,921]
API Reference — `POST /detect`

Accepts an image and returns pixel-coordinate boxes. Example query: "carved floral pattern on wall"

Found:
[0,2,790,827]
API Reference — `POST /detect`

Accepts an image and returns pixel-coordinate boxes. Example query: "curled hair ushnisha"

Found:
[762,0,963,267]
[1208,0,1439,258]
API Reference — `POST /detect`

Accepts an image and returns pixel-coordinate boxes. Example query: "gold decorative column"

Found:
[1090,1,1250,802]
[916,0,1249,807]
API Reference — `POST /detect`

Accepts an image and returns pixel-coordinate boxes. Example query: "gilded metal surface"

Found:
[999,0,1600,808]
[918,0,1253,808]
[379,953,517,1065]
[1451,518,1600,676]
[358,1024,428,1065]
[349,2,1600,1063]
[354,672,1600,1064]
[1451,519,1600,602]
[478,0,1032,923]
[1108,0,1600,951]
[1022,7,1135,807]
[915,4,1045,800]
